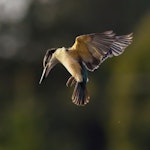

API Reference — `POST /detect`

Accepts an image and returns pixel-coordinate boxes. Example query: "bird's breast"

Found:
[55,48,83,82]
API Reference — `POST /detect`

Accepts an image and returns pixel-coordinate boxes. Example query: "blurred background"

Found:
[0,0,150,150]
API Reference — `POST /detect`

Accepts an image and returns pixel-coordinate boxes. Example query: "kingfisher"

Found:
[39,30,133,106]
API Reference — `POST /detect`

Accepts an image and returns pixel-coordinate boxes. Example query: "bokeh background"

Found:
[0,0,150,150]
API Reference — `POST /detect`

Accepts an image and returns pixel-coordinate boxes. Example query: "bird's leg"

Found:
[66,76,76,87]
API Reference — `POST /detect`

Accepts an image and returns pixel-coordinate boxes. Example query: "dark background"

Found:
[0,0,150,150]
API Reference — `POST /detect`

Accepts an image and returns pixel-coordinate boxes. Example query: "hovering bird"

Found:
[39,30,133,106]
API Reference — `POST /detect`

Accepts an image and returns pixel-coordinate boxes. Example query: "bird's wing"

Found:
[69,30,133,71]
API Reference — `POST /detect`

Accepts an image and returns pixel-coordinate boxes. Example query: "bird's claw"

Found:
[66,76,76,87]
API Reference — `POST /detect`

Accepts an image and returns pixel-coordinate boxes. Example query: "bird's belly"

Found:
[54,48,83,82]
[61,56,83,82]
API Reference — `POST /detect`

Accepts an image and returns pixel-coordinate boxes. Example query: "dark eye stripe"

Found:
[43,48,56,67]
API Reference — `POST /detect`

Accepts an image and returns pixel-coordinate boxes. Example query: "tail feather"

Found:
[72,82,90,106]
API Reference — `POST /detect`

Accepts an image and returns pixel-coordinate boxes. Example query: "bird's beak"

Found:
[39,63,52,84]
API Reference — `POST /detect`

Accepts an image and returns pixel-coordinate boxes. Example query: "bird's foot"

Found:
[66,76,76,87]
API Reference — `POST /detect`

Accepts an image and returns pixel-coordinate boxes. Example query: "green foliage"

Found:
[107,13,150,150]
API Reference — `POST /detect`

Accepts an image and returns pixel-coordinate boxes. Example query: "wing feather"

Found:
[69,31,133,71]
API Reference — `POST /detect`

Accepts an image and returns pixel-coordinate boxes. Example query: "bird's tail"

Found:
[72,81,90,106]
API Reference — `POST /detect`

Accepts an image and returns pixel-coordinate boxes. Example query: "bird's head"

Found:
[39,48,57,84]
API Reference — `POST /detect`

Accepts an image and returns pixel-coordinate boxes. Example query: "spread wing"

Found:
[69,30,133,71]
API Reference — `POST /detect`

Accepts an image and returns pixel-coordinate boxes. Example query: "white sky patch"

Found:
[38,0,60,4]
[0,0,32,23]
